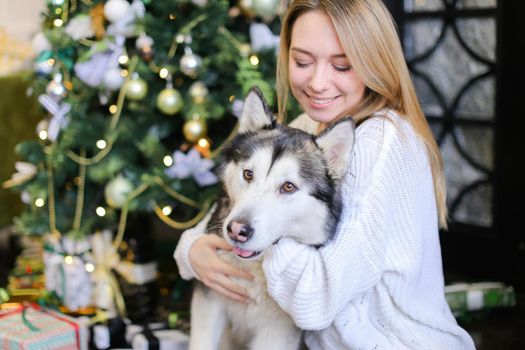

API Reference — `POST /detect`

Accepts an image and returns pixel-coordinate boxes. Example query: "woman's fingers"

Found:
[189,234,254,302]
[216,258,253,281]
[209,235,233,250]
[215,272,250,297]
[207,281,250,303]
[207,235,254,281]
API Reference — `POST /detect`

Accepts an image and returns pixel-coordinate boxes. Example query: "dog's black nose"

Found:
[227,220,254,243]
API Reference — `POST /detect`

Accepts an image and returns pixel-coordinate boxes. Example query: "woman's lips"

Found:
[304,92,339,108]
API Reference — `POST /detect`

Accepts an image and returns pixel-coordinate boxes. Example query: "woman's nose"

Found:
[308,65,329,92]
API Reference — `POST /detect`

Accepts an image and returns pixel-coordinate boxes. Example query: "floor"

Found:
[1,227,524,348]
[460,291,525,349]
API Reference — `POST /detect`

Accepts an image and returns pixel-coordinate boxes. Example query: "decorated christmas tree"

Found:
[3,0,284,317]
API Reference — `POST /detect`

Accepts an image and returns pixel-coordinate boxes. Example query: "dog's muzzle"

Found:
[227,220,262,259]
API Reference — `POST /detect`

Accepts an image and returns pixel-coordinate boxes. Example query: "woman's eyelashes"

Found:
[295,60,311,68]
[333,65,352,72]
[293,60,351,72]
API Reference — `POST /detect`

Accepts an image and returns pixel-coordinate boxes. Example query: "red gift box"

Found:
[0,304,88,350]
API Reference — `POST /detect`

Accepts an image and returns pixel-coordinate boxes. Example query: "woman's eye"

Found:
[280,181,298,193]
[295,61,311,68]
[333,65,352,72]
[243,169,253,182]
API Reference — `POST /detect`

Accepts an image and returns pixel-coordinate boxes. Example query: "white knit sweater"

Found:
[174,110,475,350]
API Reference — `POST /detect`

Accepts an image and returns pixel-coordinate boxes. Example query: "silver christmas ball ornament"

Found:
[136,33,154,50]
[103,0,131,23]
[252,0,280,21]
[46,74,68,99]
[104,175,133,208]
[180,52,202,78]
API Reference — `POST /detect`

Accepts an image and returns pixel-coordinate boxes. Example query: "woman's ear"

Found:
[315,117,355,180]
[238,86,276,133]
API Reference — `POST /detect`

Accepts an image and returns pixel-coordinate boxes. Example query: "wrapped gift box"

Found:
[445,281,516,316]
[0,304,88,350]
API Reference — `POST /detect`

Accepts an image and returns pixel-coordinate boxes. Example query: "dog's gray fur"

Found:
[188,87,355,350]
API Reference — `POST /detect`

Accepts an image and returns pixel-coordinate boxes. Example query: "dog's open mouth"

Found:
[232,246,262,259]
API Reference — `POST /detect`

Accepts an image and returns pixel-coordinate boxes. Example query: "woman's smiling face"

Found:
[288,9,366,124]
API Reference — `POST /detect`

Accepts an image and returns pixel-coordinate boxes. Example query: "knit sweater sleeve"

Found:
[262,118,400,330]
[173,205,215,280]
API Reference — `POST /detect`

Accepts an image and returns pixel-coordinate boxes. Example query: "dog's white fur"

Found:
[189,88,354,350]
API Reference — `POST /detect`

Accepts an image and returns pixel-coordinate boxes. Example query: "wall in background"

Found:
[0,1,46,226]
[0,0,45,43]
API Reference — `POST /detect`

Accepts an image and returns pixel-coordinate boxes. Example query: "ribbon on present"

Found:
[91,230,127,317]
[0,302,81,349]
[38,94,71,141]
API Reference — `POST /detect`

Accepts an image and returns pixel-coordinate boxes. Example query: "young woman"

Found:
[175,0,475,348]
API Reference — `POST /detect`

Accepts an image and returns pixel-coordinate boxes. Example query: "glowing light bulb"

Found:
[249,55,259,66]
[162,206,173,216]
[198,138,210,148]
[96,139,107,149]
[159,68,169,79]
[163,155,173,167]
[118,55,129,65]
[96,207,106,217]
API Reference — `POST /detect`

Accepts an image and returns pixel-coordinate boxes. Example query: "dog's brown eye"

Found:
[281,181,297,193]
[243,169,253,182]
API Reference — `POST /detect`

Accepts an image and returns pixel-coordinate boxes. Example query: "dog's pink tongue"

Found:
[233,247,254,258]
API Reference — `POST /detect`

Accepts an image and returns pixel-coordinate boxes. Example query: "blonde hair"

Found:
[277,0,448,229]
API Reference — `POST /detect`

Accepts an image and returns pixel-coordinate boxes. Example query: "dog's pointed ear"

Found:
[238,87,276,133]
[315,117,355,180]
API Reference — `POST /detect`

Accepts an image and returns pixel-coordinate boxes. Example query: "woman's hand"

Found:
[189,234,253,303]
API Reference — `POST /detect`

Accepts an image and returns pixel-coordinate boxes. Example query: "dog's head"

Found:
[219,87,355,259]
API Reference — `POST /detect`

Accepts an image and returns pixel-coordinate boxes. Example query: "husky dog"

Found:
[189,87,355,350]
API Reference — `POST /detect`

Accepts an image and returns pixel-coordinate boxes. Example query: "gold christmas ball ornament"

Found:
[238,0,256,18]
[183,117,207,142]
[125,75,148,101]
[189,81,208,104]
[104,175,133,208]
[157,88,184,115]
